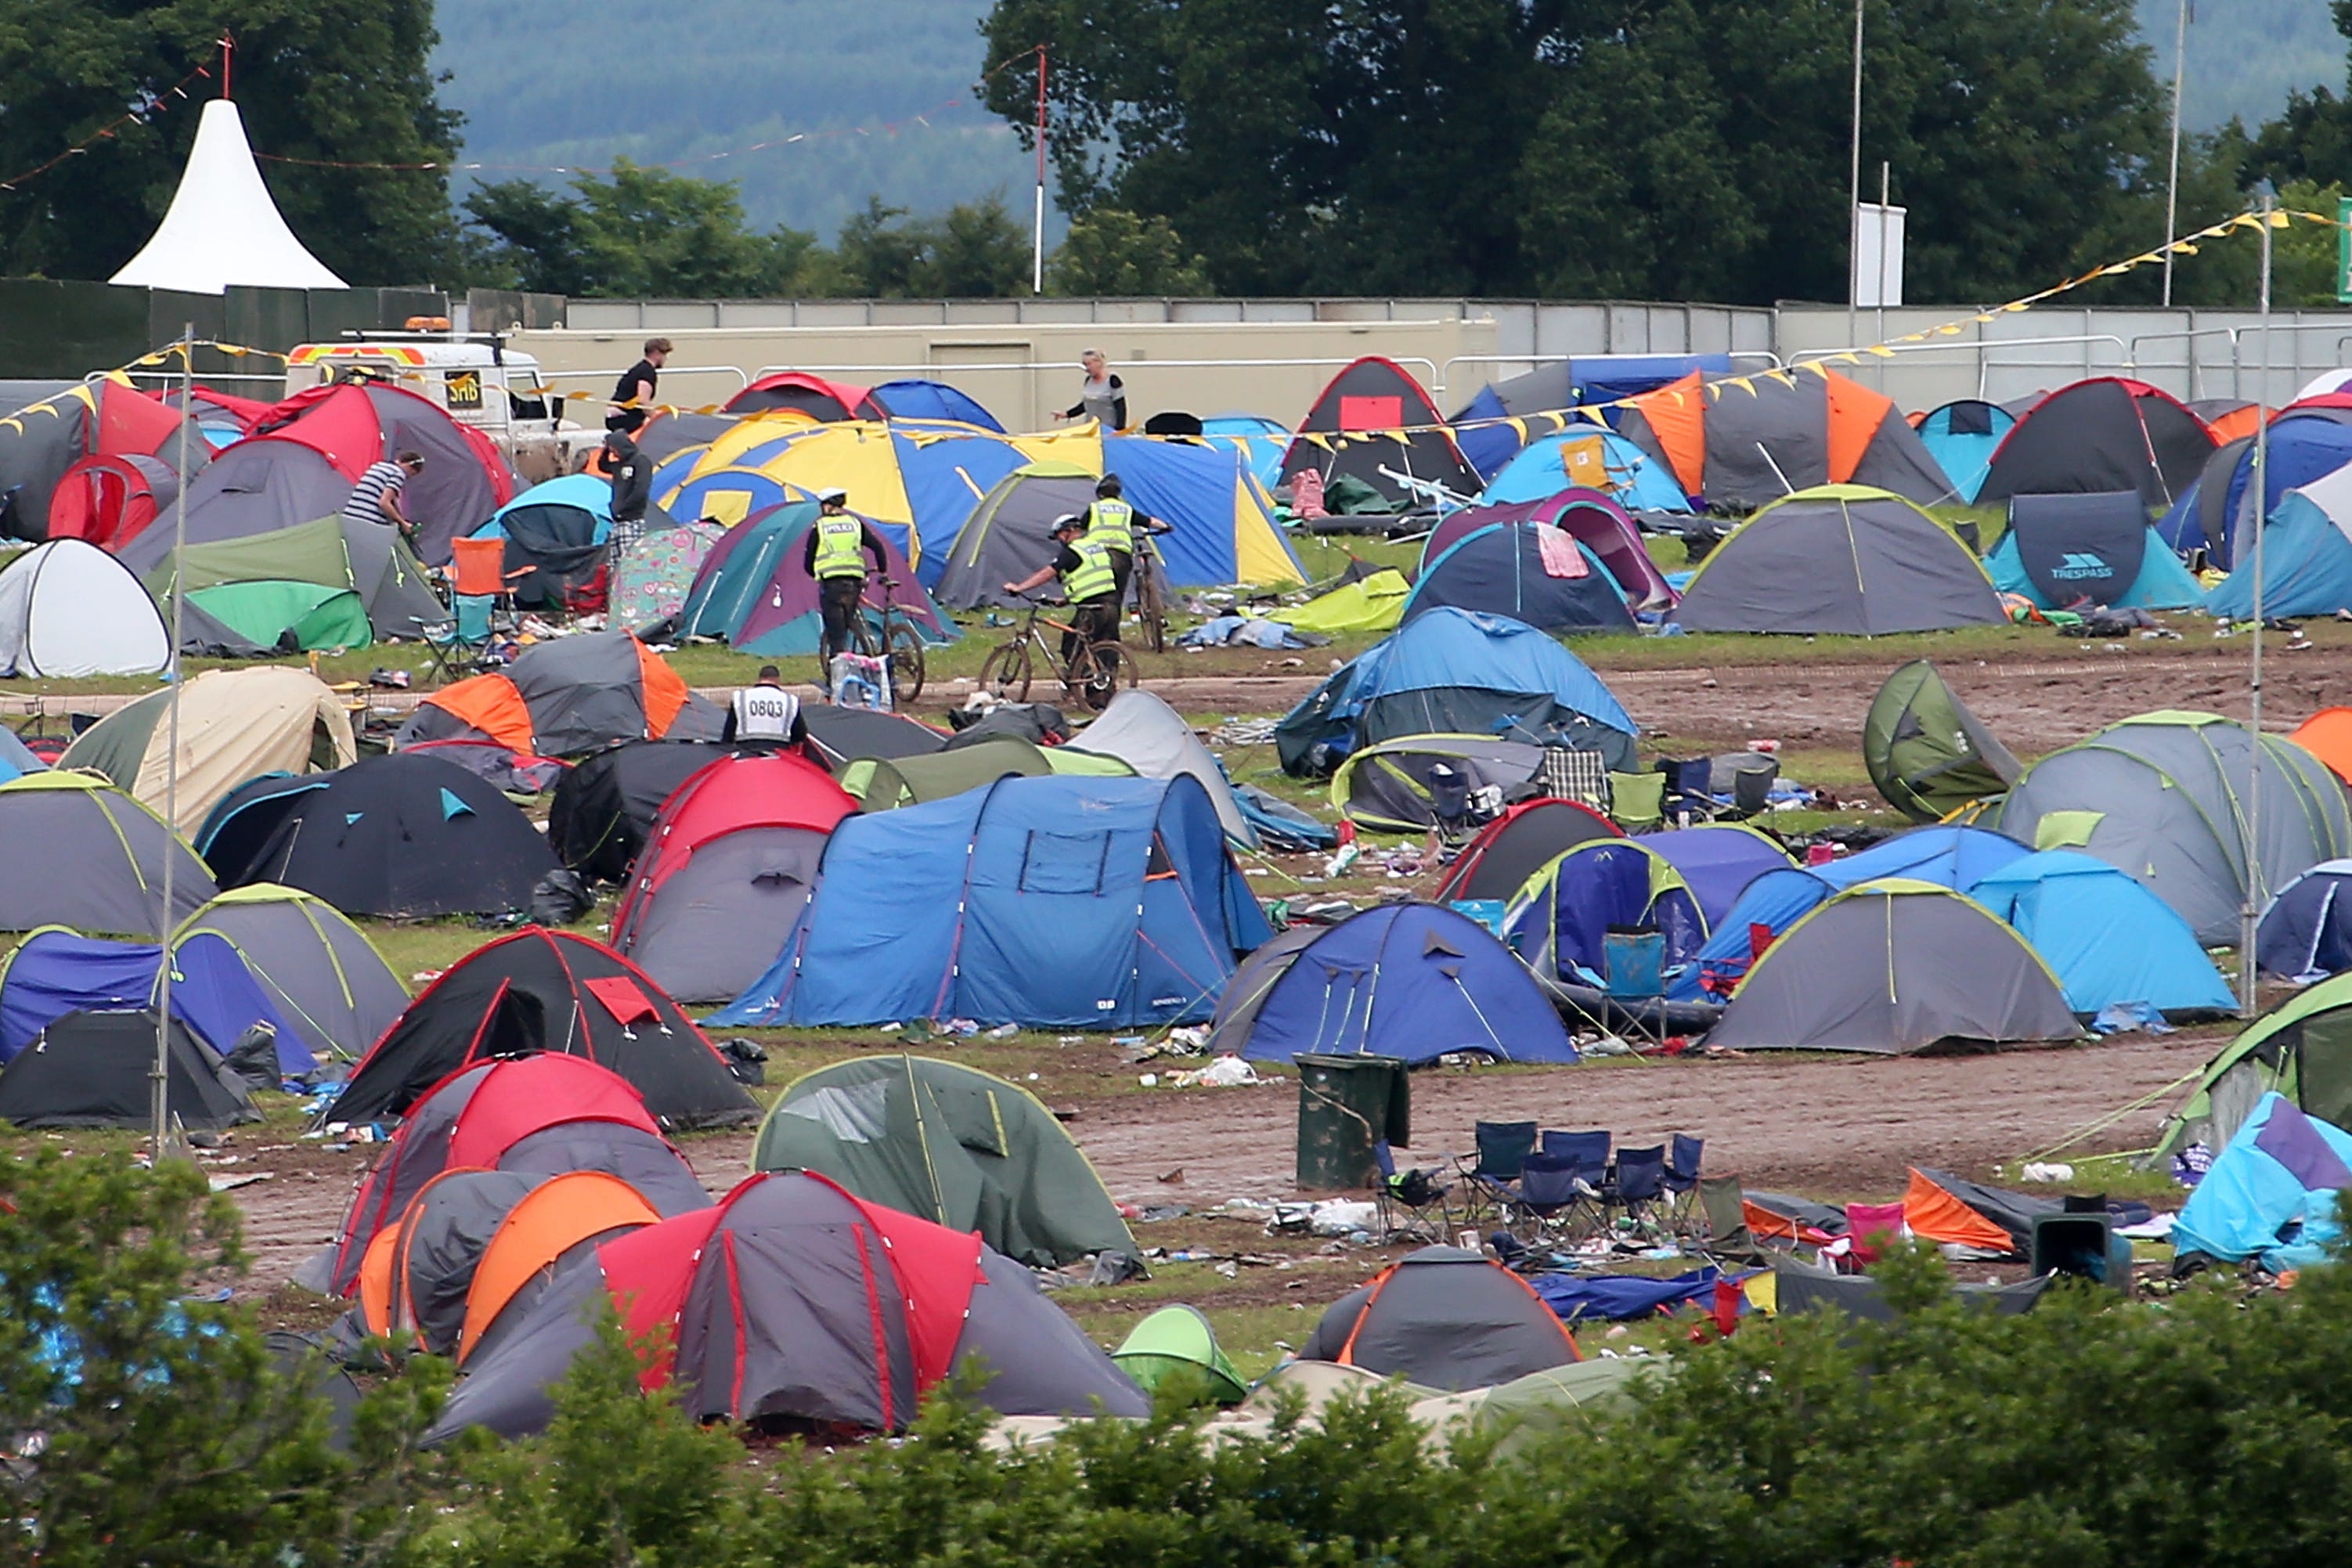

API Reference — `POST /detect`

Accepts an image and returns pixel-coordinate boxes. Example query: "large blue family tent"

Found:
[1204,903,1578,1065]
[665,467,806,528]
[1505,839,1708,986]
[1480,427,1691,514]
[0,925,316,1076]
[2172,1093,2352,1271]
[1672,826,2031,1000]
[2160,412,2352,567]
[2258,860,2352,981]
[1101,434,1305,587]
[709,776,1270,1031]
[868,379,1003,431]
[1452,358,1731,481]
[1275,607,1636,778]
[2205,463,2352,619]
[1964,850,2235,1018]
[1986,491,2205,610]
[1914,401,2016,505]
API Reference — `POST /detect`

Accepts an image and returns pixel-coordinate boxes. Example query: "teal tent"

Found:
[1964,850,2235,1018]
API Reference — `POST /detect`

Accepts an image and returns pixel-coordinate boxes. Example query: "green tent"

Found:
[185,580,373,651]
[151,514,445,641]
[841,736,1131,810]
[1113,1305,1248,1405]
[752,1054,1137,1267]
[2155,971,2352,1161]
[1863,659,2022,822]
[1284,568,1410,636]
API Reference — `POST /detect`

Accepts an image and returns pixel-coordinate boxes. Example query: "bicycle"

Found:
[820,575,927,705]
[1131,539,1170,654]
[977,597,1137,711]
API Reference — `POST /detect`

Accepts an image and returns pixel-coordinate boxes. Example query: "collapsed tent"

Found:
[1977,377,2215,510]
[800,705,947,773]
[839,737,1130,811]
[1914,399,2016,505]
[0,539,170,677]
[2260,860,2352,981]
[153,511,445,643]
[1419,488,1675,610]
[1207,903,1577,1065]
[711,776,1270,1031]
[752,1054,1135,1267]
[1704,881,2080,1054]
[1279,358,1481,508]
[1965,850,2235,1017]
[1478,425,1692,514]
[1899,1167,2062,1257]
[0,375,189,539]
[1282,568,1412,636]
[1992,712,2350,945]
[1277,608,1636,777]
[2159,410,2352,567]
[1330,735,1549,834]
[174,885,408,1064]
[1674,485,2004,635]
[197,752,559,918]
[427,1170,1147,1442]
[672,500,951,657]
[1863,660,2023,823]
[2173,1093,2352,1271]
[396,631,719,758]
[1986,492,2203,610]
[1614,368,1952,510]
[1433,798,1622,902]
[1298,1247,1580,1391]
[1064,689,1256,846]
[0,1008,253,1130]
[324,930,757,1130]
[472,475,615,610]
[61,666,356,834]
[609,752,857,1004]
[0,772,215,935]
[238,381,516,561]
[547,739,784,885]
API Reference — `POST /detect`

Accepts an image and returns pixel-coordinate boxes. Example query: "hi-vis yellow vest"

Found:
[1084,497,1135,553]
[1060,535,1117,602]
[812,512,868,579]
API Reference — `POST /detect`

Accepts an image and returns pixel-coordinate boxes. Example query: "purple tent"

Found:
[1642,825,1796,928]
[680,503,952,658]
[1422,488,1674,608]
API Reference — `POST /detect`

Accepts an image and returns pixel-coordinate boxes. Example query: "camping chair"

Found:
[1726,763,1776,821]
[1456,1119,1539,1227]
[1842,1201,1907,1270]
[423,538,530,683]
[1607,770,1665,832]
[1697,1175,1770,1265]
[1538,746,1611,813]
[1505,1152,1584,1248]
[1371,1141,1453,1242]
[1539,1128,1611,1238]
[1662,1134,1706,1235]
[1608,1144,1668,1239]
[1656,757,1715,825]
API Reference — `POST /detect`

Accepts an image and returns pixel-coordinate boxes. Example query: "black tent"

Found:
[492,499,622,610]
[197,753,560,917]
[323,930,757,1130]
[0,1008,254,1129]
[1977,377,2215,510]
[1298,1245,1581,1390]
[1279,358,1480,509]
[799,704,947,773]
[547,738,785,884]
[1434,798,1622,902]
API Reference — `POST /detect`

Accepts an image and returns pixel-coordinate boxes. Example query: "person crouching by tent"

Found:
[1003,514,1120,685]
[803,488,889,673]
[344,450,425,550]
[1082,473,1168,614]
[604,409,653,552]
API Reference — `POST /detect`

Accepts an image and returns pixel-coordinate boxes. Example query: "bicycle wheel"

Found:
[978,640,1034,703]
[1077,640,1138,710]
[886,623,926,704]
[1135,558,1167,654]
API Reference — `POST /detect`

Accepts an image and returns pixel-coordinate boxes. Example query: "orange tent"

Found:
[1616,366,1952,510]
[397,629,701,757]
[2292,708,2352,785]
[458,1172,664,1363]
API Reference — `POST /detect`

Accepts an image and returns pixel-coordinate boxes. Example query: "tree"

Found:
[835,193,1030,297]
[0,1,462,285]
[1049,208,1212,295]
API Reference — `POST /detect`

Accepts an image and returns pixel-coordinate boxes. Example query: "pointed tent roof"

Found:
[110,100,346,294]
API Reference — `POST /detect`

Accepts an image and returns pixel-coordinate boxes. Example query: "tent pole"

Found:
[2241,186,2273,1013]
[153,326,194,1159]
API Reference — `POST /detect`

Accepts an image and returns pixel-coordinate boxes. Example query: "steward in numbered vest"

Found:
[723,665,808,744]
[800,488,888,668]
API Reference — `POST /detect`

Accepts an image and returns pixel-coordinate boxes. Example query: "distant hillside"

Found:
[2137,0,2341,130]
[428,0,1049,240]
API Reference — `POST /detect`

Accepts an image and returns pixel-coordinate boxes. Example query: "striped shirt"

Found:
[342,460,408,528]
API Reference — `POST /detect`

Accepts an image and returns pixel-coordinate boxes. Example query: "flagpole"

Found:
[2161,0,2189,307]
[153,327,193,1158]
[2240,186,2274,1013]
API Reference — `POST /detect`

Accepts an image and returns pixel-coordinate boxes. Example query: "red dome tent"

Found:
[46,453,182,549]
[427,1170,1147,1442]
[1977,377,2217,510]
[246,382,518,561]
[1279,356,1481,509]
[320,929,759,1132]
[0,376,191,540]
[723,373,886,421]
[611,751,857,1004]
[1434,798,1623,903]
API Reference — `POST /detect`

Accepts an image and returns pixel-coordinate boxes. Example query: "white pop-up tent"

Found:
[0,539,171,678]
[110,99,347,294]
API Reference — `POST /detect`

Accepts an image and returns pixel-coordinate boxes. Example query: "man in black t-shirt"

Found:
[608,337,671,429]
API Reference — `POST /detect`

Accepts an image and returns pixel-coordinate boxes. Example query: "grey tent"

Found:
[0,1008,254,1130]
[120,438,356,575]
[172,885,409,1063]
[933,463,1099,610]
[1330,734,1549,834]
[1705,881,2080,1054]
[1066,689,1256,846]
[1771,1256,2052,1319]
[1298,1246,1582,1391]
[1863,660,2022,823]
[751,1055,1137,1267]
[1675,485,2005,635]
[0,773,215,935]
[395,630,725,757]
[426,1171,1145,1444]
[1992,712,2351,945]
[801,705,947,774]
[379,1169,546,1355]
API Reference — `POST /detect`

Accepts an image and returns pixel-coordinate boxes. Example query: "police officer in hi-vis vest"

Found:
[1080,474,1167,612]
[1003,514,1122,676]
[800,488,889,670]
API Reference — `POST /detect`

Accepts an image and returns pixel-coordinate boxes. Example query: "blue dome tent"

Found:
[868,379,1004,431]
[0,925,316,1076]
[2160,412,2352,567]
[1482,427,1691,514]
[2258,860,2352,982]
[709,776,1270,1031]
[1966,850,2235,1018]
[1505,839,1708,987]
[2206,463,2352,618]
[1914,400,2016,504]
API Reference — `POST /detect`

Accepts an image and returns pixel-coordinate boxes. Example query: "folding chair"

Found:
[1372,1141,1453,1242]
[1607,770,1665,832]
[1505,1153,1583,1247]
[1843,1201,1906,1268]
[1456,1119,1538,1226]
[1610,1144,1668,1238]
[1662,1134,1706,1235]
[1540,1129,1611,1238]
[1697,1174,1770,1265]
[1655,757,1715,825]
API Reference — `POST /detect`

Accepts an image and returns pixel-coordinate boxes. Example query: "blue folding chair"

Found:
[1373,1140,1452,1242]
[1540,1129,1611,1238]
[1611,1144,1668,1238]
[1663,1134,1705,1235]
[1457,1119,1538,1225]
[1506,1152,1584,1245]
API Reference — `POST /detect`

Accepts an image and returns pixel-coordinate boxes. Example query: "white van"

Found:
[284,332,602,476]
